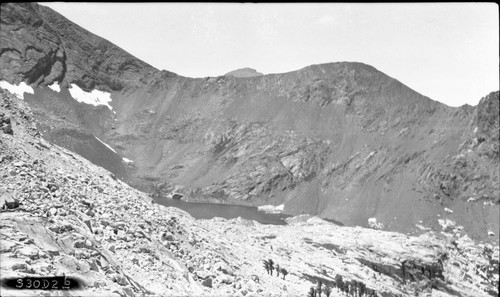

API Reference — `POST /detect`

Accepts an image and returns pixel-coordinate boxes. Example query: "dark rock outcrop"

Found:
[201,277,213,288]
[0,3,64,86]
[0,111,13,134]
[0,2,159,91]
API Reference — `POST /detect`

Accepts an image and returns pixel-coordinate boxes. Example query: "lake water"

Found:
[153,197,292,225]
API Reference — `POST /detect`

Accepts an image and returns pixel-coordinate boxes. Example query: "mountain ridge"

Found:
[0,2,455,109]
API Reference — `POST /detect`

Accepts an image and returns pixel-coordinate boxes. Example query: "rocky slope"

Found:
[1,88,499,297]
[0,2,498,241]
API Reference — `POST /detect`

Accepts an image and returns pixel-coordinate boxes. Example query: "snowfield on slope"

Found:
[122,157,134,163]
[68,83,115,113]
[48,82,61,92]
[95,136,118,154]
[0,81,34,99]
[258,204,284,214]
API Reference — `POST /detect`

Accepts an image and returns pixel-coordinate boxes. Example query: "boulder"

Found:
[3,258,29,271]
[1,191,19,209]
[93,280,107,288]
[112,221,127,230]
[172,193,183,200]
[98,256,109,270]
[201,277,213,288]
[216,262,235,275]
[218,274,234,284]
[122,286,135,297]
[74,239,92,249]
[17,246,40,259]
[196,271,215,280]
[31,261,52,274]
[12,161,25,167]
[74,248,90,259]
[161,232,175,241]
[89,259,99,271]
[12,263,29,271]
[111,273,128,286]
[2,122,13,135]
[116,275,128,286]
[0,239,17,252]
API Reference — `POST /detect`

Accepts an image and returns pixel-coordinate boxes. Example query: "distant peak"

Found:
[224,68,263,78]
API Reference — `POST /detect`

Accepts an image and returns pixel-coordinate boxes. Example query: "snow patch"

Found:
[368,218,384,230]
[95,137,117,154]
[68,84,114,113]
[48,82,61,92]
[364,151,376,163]
[0,81,34,99]
[488,230,495,237]
[444,208,453,214]
[122,158,134,164]
[257,204,284,214]
[438,219,456,232]
[415,224,431,231]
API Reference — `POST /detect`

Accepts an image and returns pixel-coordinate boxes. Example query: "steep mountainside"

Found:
[0,2,158,91]
[0,2,498,241]
[1,88,498,297]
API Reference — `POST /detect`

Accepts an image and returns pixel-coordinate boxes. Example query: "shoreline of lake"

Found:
[152,196,292,225]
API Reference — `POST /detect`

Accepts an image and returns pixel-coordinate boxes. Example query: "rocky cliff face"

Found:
[0,2,498,241]
[0,2,158,91]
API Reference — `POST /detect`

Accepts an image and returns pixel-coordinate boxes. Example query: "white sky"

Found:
[40,3,498,107]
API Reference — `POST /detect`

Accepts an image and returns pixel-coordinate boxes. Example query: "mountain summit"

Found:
[0,3,498,241]
[225,68,263,77]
